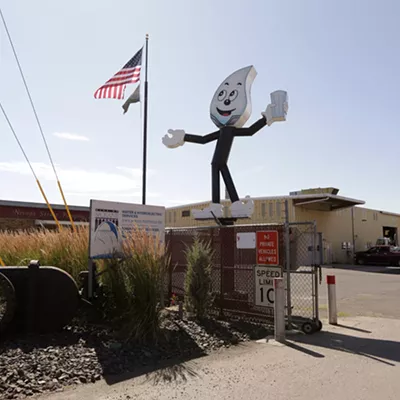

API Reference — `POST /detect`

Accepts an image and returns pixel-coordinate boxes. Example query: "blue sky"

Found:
[1,0,399,212]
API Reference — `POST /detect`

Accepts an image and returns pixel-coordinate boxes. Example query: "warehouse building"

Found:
[0,200,89,230]
[2,188,399,265]
[165,187,400,264]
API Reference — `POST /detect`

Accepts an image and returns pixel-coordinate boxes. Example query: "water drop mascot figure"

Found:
[162,65,288,220]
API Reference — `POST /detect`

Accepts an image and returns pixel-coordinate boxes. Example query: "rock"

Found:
[0,311,267,398]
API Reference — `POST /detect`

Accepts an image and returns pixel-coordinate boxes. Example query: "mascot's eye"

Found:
[218,90,227,101]
[229,90,238,101]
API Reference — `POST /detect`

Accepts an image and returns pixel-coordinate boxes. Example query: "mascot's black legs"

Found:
[211,163,221,204]
[221,165,239,203]
[211,163,240,204]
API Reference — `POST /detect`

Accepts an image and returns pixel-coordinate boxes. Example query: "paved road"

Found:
[40,317,400,400]
[318,265,400,320]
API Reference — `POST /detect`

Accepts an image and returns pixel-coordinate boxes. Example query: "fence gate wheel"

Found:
[315,320,323,332]
[301,321,315,334]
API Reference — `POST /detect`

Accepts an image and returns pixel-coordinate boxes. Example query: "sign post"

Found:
[274,277,286,342]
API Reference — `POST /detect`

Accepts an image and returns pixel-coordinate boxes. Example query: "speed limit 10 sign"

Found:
[254,266,282,308]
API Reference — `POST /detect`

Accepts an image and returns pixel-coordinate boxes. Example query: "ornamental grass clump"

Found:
[0,227,88,282]
[99,226,168,343]
[184,234,214,319]
[0,225,168,343]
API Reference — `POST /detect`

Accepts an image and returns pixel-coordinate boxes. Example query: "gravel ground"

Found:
[0,310,271,400]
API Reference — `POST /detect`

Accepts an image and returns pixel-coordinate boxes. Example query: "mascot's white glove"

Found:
[262,104,274,126]
[261,90,289,126]
[162,129,186,149]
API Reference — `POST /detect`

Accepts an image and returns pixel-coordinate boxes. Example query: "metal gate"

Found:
[284,220,322,332]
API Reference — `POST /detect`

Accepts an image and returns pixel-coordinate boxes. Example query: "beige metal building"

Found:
[166,187,400,264]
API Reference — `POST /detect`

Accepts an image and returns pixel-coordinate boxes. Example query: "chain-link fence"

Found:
[165,205,321,330]
[166,223,285,323]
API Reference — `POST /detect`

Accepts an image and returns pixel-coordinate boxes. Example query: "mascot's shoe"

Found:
[192,203,223,220]
[230,196,254,218]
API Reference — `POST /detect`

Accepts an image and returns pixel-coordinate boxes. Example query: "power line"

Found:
[0,102,37,179]
[0,101,61,230]
[0,6,76,231]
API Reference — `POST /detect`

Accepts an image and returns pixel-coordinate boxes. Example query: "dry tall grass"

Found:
[0,225,168,342]
[0,227,88,281]
[99,226,168,342]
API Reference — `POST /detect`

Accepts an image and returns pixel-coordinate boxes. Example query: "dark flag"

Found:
[122,84,140,114]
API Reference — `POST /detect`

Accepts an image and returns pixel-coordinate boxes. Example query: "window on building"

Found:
[269,202,274,218]
[173,212,177,223]
[261,203,266,217]
[362,209,367,221]
[182,210,190,217]
[276,201,281,218]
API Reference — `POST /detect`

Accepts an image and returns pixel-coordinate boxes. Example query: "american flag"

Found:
[94,47,143,100]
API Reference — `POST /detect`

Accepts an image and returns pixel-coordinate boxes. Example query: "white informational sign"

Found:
[254,266,282,308]
[236,232,256,249]
[89,199,165,259]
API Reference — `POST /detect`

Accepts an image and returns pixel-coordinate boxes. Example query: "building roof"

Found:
[166,193,365,211]
[0,199,89,212]
[291,194,365,211]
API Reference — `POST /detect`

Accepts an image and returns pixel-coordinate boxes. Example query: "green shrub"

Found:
[184,234,214,319]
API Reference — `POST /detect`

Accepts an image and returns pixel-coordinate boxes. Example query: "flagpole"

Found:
[142,34,149,205]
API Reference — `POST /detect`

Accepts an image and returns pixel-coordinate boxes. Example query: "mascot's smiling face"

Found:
[210,65,257,128]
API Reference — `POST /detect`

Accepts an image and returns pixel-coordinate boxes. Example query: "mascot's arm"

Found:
[162,129,219,149]
[233,116,267,137]
[184,131,219,144]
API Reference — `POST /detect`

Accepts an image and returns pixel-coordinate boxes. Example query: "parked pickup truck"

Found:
[354,245,400,266]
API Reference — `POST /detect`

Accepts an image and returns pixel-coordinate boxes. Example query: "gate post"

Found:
[274,277,286,342]
[284,200,292,326]
[220,226,235,294]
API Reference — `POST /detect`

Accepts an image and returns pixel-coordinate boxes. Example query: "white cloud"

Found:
[0,162,155,195]
[53,132,90,141]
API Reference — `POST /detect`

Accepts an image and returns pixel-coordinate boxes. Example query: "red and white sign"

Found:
[256,230,279,265]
